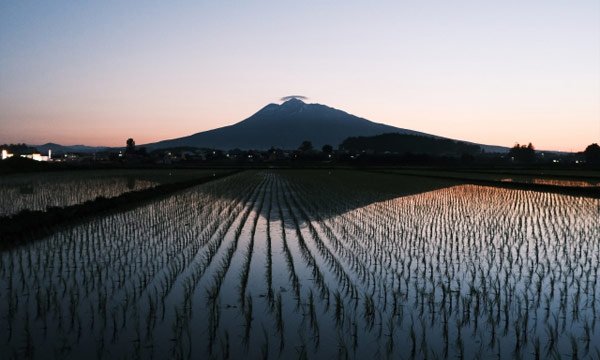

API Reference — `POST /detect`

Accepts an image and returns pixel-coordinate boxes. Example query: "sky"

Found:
[1,1,599,151]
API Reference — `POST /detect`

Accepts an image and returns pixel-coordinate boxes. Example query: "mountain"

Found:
[33,143,110,154]
[145,98,486,151]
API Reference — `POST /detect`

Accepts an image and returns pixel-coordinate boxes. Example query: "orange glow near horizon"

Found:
[1,97,597,152]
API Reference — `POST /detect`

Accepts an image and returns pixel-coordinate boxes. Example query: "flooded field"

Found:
[1,170,599,359]
[388,169,600,189]
[0,169,221,217]
[500,177,600,187]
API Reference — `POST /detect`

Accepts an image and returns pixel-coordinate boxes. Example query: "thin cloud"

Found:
[280,95,308,102]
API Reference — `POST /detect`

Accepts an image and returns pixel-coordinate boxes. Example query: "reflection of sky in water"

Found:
[0,171,598,359]
[500,177,600,187]
[0,174,157,216]
[0,169,218,216]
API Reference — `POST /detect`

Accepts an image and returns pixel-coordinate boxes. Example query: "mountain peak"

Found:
[145,98,443,151]
[278,97,307,113]
[281,97,305,106]
[282,97,305,104]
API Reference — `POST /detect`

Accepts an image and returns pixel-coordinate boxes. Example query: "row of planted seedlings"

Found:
[121,172,265,359]
[1,170,599,359]
[0,171,265,359]
[195,172,373,359]
[250,172,425,358]
[280,172,410,358]
[187,172,271,358]
[196,172,323,359]
[0,174,160,217]
[0,170,349,359]
[279,170,600,359]
[234,173,359,359]
[206,173,302,358]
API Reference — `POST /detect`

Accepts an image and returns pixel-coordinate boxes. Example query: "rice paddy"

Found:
[384,169,600,189]
[0,169,222,217]
[500,177,600,187]
[0,170,598,359]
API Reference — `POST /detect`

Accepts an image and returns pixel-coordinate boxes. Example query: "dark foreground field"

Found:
[1,170,599,359]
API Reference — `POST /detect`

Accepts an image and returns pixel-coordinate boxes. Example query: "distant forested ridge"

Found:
[339,133,482,156]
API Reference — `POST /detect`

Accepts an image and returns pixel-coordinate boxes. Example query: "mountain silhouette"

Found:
[145,98,507,152]
[146,98,427,150]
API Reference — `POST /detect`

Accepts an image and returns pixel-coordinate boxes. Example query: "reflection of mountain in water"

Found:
[218,170,462,228]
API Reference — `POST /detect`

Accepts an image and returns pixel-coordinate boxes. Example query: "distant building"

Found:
[19,150,52,162]
[1,149,14,160]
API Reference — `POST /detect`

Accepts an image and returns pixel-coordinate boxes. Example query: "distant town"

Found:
[1,136,599,171]
[2,149,52,162]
